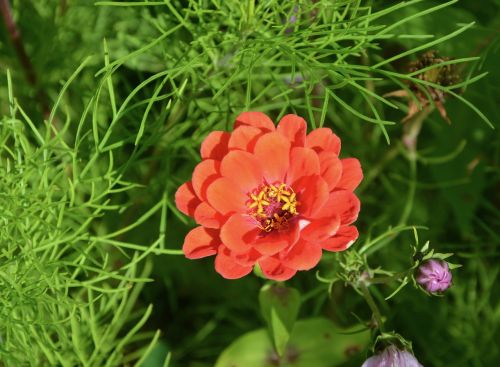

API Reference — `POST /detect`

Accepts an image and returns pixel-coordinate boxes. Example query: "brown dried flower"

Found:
[387,50,461,123]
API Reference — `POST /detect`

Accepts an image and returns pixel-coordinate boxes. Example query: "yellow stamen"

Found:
[246,182,300,232]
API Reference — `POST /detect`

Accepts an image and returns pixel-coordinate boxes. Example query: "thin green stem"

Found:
[359,146,400,194]
[399,107,430,225]
[399,156,417,226]
[368,271,409,285]
[247,0,255,27]
[360,283,384,332]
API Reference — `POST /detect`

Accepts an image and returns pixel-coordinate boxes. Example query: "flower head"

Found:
[387,50,461,124]
[416,259,452,293]
[175,112,362,280]
[362,345,423,367]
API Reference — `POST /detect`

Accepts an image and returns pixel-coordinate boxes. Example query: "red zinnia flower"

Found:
[175,112,362,281]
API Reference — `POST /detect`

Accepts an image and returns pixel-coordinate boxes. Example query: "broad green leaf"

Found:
[215,318,371,367]
[259,284,301,356]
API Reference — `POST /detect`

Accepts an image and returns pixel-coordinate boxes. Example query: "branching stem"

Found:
[0,0,50,117]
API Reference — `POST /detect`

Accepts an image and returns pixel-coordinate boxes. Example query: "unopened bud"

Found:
[416,259,452,293]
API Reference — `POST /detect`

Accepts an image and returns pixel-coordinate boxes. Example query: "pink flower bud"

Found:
[416,259,452,293]
[362,345,423,367]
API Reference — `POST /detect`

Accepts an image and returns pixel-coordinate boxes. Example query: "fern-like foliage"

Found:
[0,0,496,366]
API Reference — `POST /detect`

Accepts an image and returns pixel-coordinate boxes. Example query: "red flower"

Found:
[175,112,362,281]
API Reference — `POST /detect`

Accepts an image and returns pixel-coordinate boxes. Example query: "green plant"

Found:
[1,0,498,366]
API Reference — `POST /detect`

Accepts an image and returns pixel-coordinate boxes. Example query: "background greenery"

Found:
[0,0,498,366]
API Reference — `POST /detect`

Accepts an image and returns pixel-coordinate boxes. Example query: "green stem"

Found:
[399,156,417,226]
[402,106,431,157]
[247,0,255,26]
[399,107,430,225]
[359,146,399,195]
[368,271,409,285]
[360,283,384,332]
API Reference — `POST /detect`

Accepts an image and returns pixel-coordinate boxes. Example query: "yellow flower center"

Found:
[247,183,299,232]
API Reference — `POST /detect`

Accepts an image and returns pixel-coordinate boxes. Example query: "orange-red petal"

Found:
[322,226,359,252]
[175,182,200,217]
[215,245,254,279]
[286,147,320,186]
[254,132,291,183]
[231,247,262,267]
[192,159,221,201]
[194,202,224,228]
[259,256,297,281]
[234,111,275,132]
[277,114,307,147]
[200,131,230,160]
[301,215,340,243]
[253,222,300,256]
[220,150,263,192]
[313,190,360,225]
[178,112,362,281]
[220,214,259,254]
[336,158,363,191]
[294,175,329,218]
[206,177,247,215]
[318,152,342,191]
[183,226,220,259]
[228,125,264,152]
[282,239,323,270]
[305,128,341,155]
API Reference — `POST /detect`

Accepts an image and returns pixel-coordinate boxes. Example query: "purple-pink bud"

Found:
[362,345,423,367]
[416,259,452,293]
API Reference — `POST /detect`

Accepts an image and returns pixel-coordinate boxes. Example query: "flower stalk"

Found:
[360,282,384,332]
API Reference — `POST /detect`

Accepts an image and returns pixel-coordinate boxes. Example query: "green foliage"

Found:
[215,318,371,367]
[259,283,301,356]
[0,59,178,365]
[0,0,499,366]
